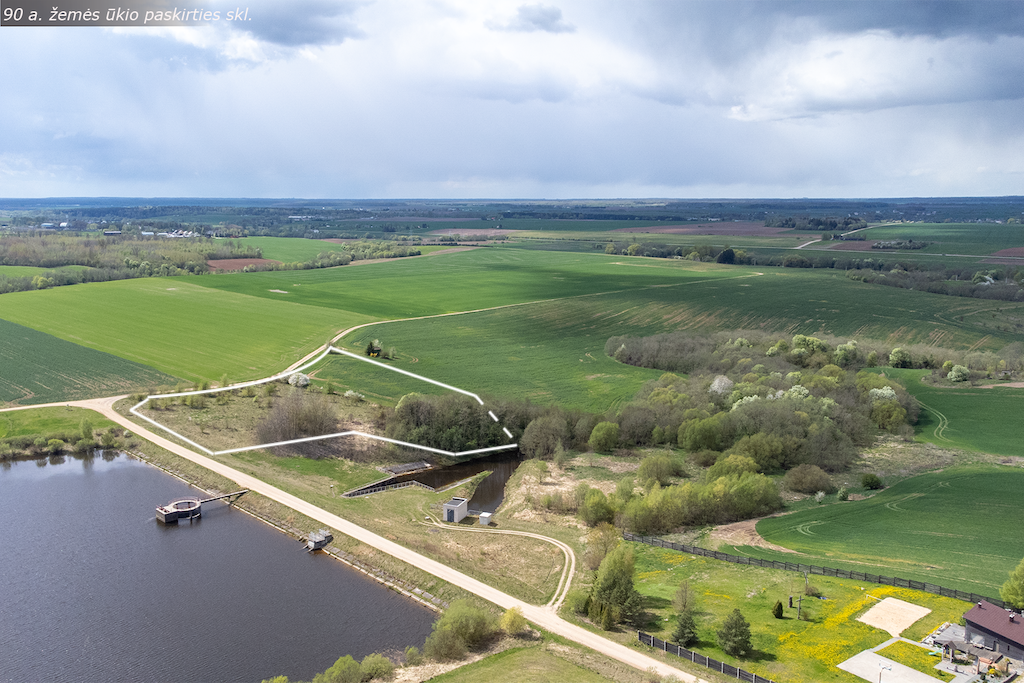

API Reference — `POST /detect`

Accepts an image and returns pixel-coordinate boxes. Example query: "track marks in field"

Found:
[795,521,825,536]
[884,493,924,512]
[916,398,951,441]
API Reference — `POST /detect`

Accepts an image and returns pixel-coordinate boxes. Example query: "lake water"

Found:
[0,453,436,683]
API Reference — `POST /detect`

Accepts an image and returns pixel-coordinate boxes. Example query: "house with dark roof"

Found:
[964,600,1024,661]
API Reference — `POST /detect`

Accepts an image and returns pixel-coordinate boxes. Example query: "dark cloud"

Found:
[784,0,1024,39]
[242,0,364,47]
[493,4,575,33]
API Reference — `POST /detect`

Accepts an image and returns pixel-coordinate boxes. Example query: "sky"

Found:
[2,0,1023,199]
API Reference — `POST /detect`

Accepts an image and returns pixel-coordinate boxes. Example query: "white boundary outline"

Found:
[129,346,518,458]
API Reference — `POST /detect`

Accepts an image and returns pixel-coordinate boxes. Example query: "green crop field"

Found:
[312,307,670,411]
[0,318,177,405]
[0,405,116,438]
[733,466,1024,595]
[878,369,1024,457]
[853,223,1024,256]
[192,248,744,319]
[0,278,369,384]
[2,246,1019,407]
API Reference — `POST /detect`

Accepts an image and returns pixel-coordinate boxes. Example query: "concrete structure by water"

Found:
[443,497,468,523]
[155,490,248,523]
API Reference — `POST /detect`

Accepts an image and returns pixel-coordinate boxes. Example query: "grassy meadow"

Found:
[880,368,1024,457]
[732,465,1024,595]
[0,318,176,405]
[631,543,969,683]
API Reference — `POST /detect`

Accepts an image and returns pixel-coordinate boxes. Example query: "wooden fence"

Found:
[638,631,777,683]
[624,532,1006,608]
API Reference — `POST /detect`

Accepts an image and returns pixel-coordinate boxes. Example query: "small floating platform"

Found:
[306,528,334,551]
[156,490,248,524]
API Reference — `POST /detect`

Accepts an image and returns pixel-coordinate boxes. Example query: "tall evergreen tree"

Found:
[717,609,752,657]
[591,544,644,628]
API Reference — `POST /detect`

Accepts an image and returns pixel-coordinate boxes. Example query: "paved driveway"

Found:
[839,650,950,683]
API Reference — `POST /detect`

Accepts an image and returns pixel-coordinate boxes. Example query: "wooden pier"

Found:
[156,489,248,524]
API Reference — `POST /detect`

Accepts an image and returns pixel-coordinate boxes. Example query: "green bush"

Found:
[784,464,835,494]
[579,488,614,527]
[588,421,620,453]
[707,454,759,480]
[637,453,678,488]
[689,449,721,467]
[403,646,422,666]
[433,599,497,650]
[772,600,784,619]
[565,588,591,616]
[423,626,466,662]
[862,473,884,490]
[312,655,362,683]
[499,607,527,635]
[359,653,393,681]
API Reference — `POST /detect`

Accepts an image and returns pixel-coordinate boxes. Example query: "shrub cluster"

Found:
[255,390,338,455]
[603,330,919,471]
[422,600,498,661]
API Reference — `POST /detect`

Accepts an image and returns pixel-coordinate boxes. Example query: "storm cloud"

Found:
[1,0,1021,198]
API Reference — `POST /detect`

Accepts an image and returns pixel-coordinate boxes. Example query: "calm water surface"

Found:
[0,454,435,683]
[389,452,522,513]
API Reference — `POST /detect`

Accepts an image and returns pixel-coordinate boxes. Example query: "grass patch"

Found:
[876,641,952,681]
[428,645,614,683]
[630,543,969,683]
[743,465,1024,594]
[0,317,177,405]
[0,405,116,439]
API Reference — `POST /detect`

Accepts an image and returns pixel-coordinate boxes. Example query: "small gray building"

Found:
[964,600,1024,661]
[442,497,468,523]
